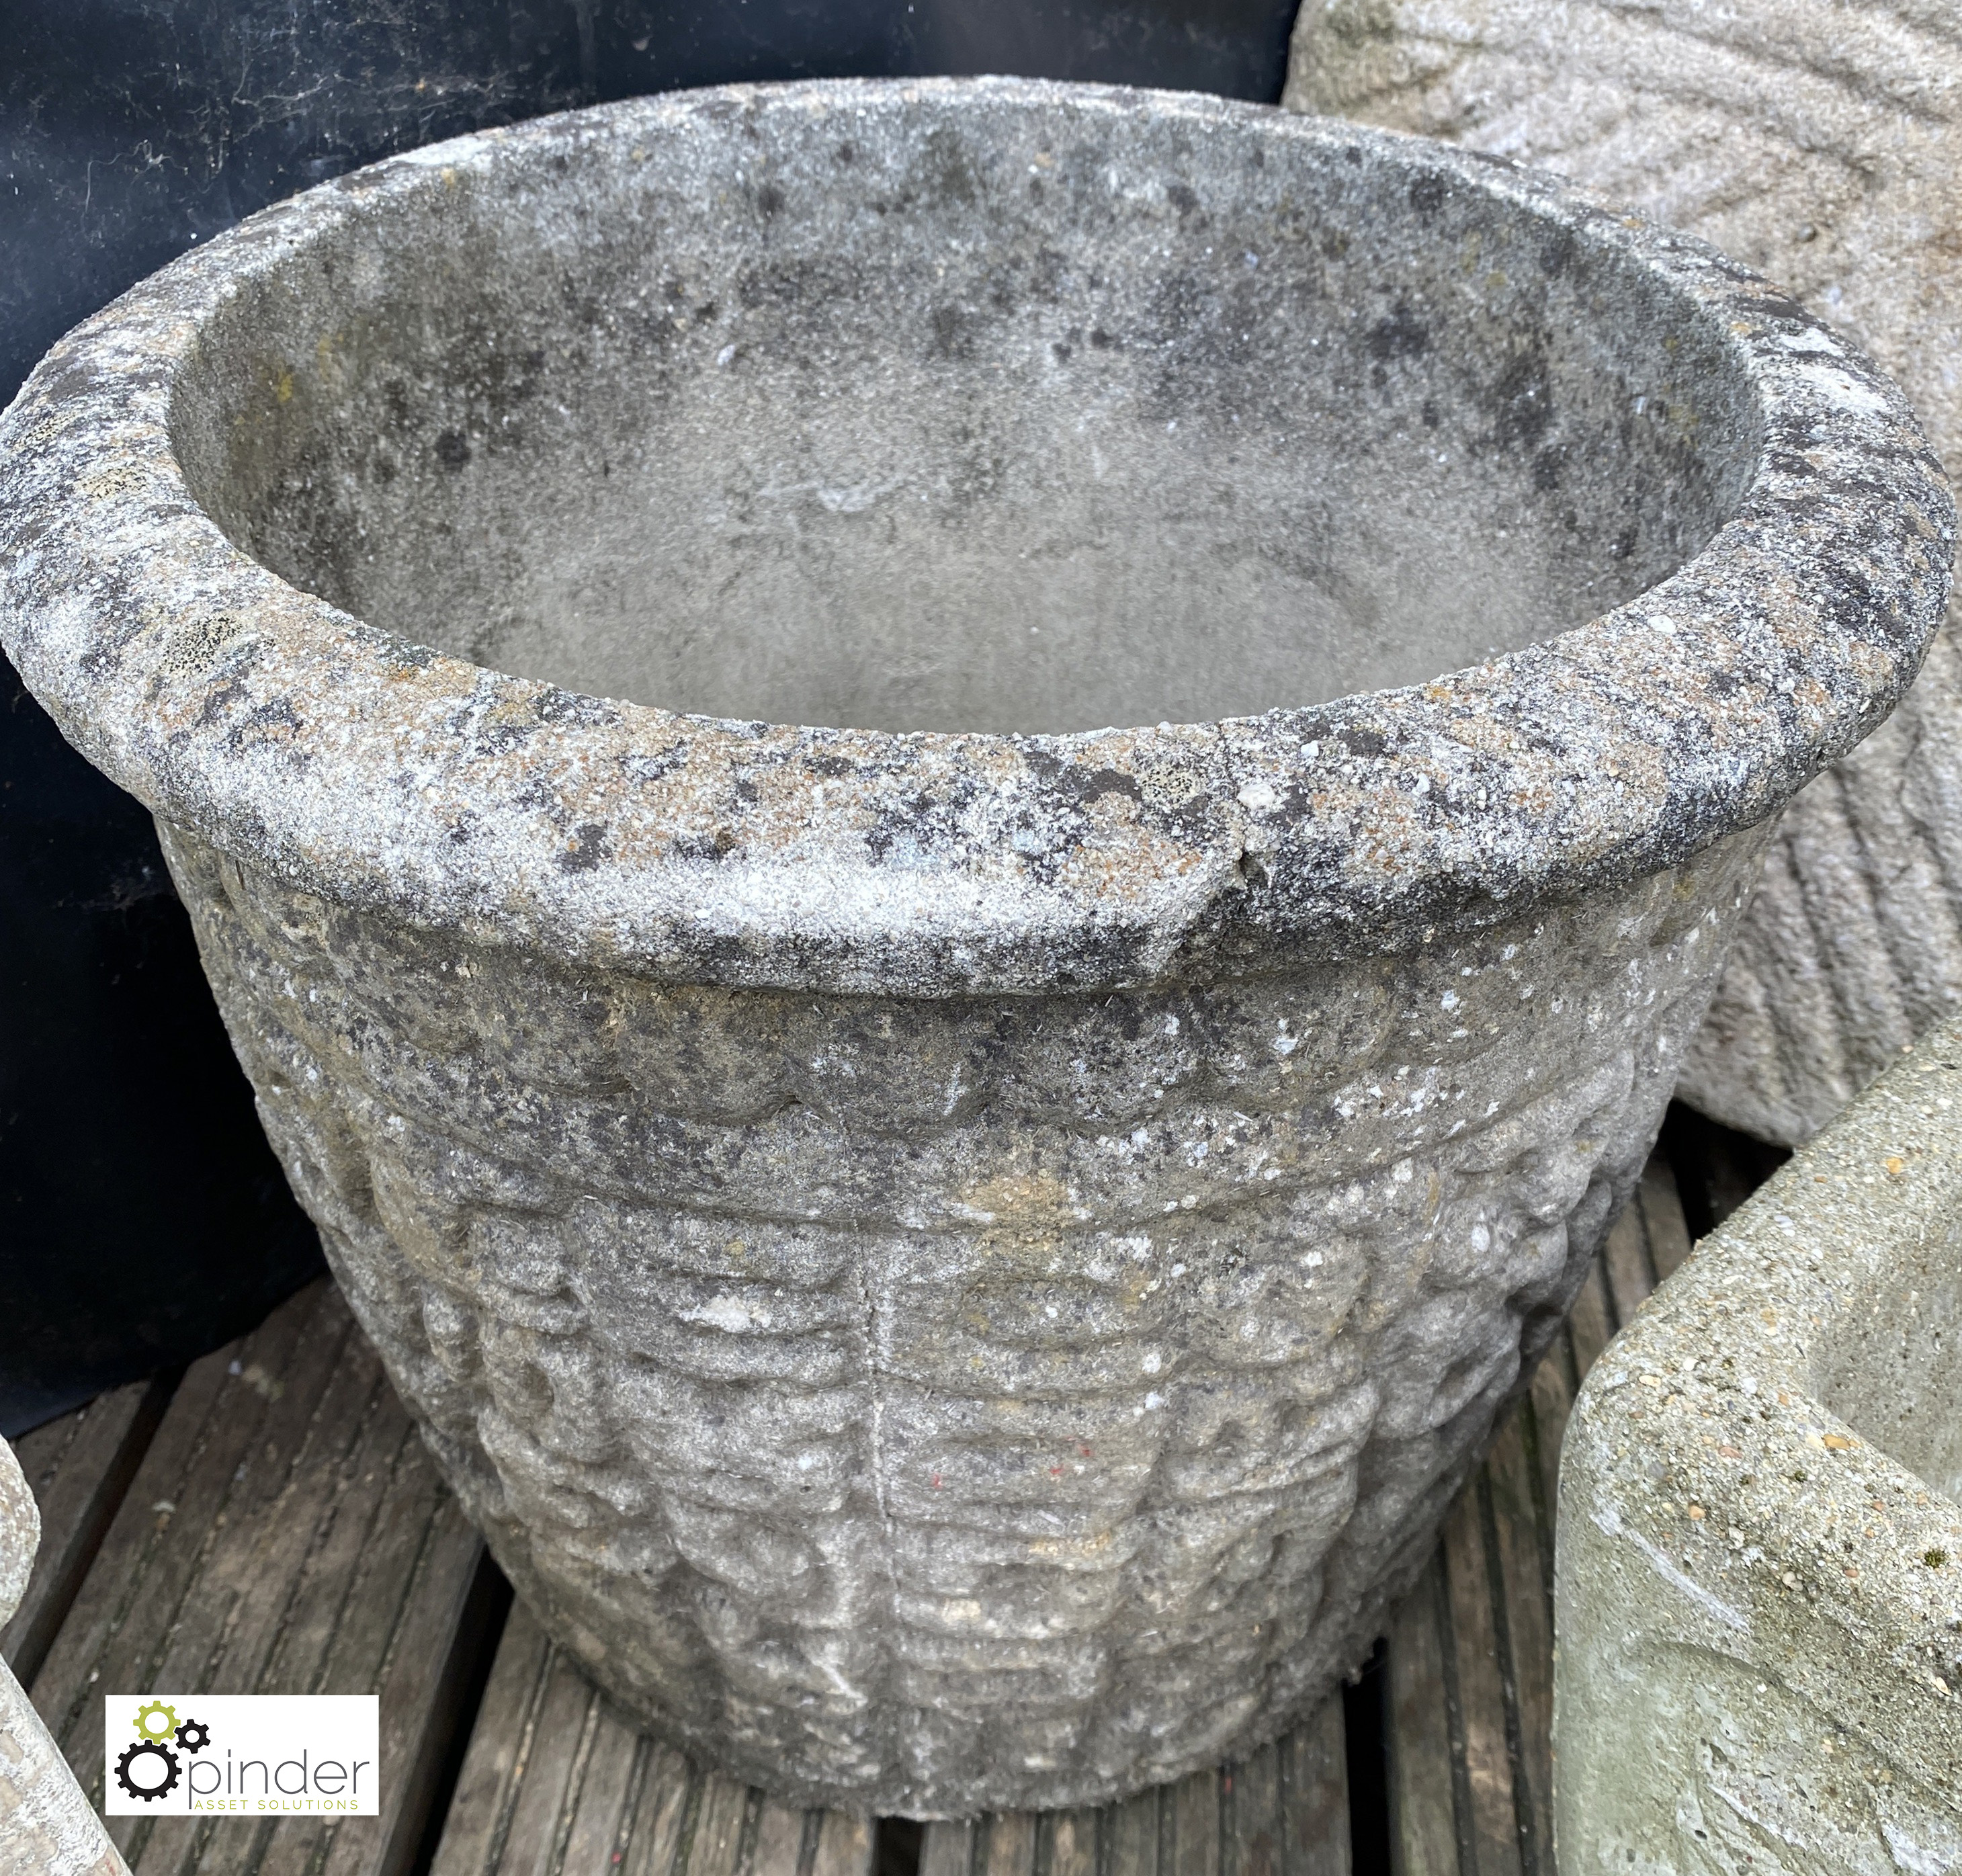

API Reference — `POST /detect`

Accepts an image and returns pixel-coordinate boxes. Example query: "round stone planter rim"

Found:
[0,77,1950,997]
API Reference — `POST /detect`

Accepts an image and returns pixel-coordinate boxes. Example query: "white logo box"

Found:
[105,1695,380,1817]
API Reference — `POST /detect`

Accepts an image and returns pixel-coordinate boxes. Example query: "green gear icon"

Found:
[133,1700,180,1742]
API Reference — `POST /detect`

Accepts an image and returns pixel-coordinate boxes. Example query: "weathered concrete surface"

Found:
[1285,0,1962,1146]
[0,1443,127,1876]
[1554,1016,1962,1873]
[0,79,1949,1814]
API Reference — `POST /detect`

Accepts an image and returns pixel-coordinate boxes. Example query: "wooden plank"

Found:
[1562,1261,1616,1379]
[749,1798,810,1876]
[921,1818,975,1876]
[1226,1742,1279,1876]
[62,1287,484,1876]
[558,1705,649,1873]
[1046,1808,1099,1876]
[1103,1789,1158,1876]
[317,1519,499,1876]
[1383,1559,1456,1876]
[1277,1699,1349,1876]
[679,1771,752,1876]
[429,1599,556,1876]
[488,1650,603,1876]
[808,1809,873,1876]
[255,1361,419,1689]
[1168,1770,1220,1876]
[1600,1203,1656,1336]
[980,1811,1037,1876]
[1478,1451,1551,1876]
[1636,1155,1694,1284]
[1439,1497,1521,1876]
[618,1744,696,1876]
[30,1282,329,1833]
[131,1321,394,1875]
[2,1377,172,1686]
[1524,1351,1575,1586]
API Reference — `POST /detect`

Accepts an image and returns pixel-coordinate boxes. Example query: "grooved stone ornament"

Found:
[1285,0,1962,1146]
[0,80,1948,1814]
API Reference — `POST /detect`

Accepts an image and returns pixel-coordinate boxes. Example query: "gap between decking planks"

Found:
[4,1123,1766,1876]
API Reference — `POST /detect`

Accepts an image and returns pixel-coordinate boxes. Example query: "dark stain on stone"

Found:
[622,746,687,785]
[674,828,738,863]
[1149,271,1208,343]
[230,697,302,751]
[1368,299,1428,361]
[559,822,609,871]
[534,688,617,728]
[1166,180,1200,216]
[1492,349,1555,450]
[755,182,784,216]
[1408,173,1447,216]
[1745,292,1816,327]
[929,304,973,359]
[1023,749,1144,810]
[923,126,979,208]
[435,429,470,470]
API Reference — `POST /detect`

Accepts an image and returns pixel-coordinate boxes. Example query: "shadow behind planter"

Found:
[0,658,321,1435]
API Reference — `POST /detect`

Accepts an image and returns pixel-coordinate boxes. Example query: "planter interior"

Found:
[0,79,1949,1818]
[175,92,1750,736]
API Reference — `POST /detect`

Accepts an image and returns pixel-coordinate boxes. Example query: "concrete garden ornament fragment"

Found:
[0,79,1947,1814]
[1285,0,1962,1146]
[0,1441,128,1876]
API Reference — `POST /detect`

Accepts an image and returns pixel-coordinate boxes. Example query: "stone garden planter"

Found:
[1285,0,1962,1147]
[0,79,1948,1815]
[1554,1013,1962,1871]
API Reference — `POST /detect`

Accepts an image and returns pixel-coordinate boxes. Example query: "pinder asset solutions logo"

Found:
[104,1695,380,1816]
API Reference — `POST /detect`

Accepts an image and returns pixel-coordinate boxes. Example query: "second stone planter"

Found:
[1555,1017,1962,1870]
[0,79,1949,1816]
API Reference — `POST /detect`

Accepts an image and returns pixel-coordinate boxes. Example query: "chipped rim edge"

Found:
[0,77,1952,996]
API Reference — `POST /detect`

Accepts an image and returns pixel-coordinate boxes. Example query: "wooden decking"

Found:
[3,1119,1769,1876]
